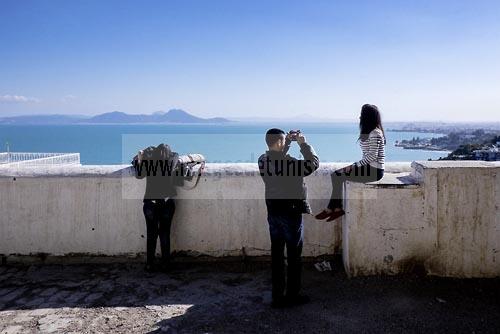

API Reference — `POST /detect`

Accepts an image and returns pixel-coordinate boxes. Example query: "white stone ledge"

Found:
[411,160,500,183]
[412,160,500,169]
[356,173,420,188]
[0,162,414,178]
[0,164,128,178]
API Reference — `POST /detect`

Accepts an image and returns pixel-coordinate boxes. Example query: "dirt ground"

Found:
[1,261,499,333]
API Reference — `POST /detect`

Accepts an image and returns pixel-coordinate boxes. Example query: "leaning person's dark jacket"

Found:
[258,141,319,214]
[132,153,184,201]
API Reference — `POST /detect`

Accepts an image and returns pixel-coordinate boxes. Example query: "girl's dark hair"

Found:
[358,104,385,143]
[156,143,173,160]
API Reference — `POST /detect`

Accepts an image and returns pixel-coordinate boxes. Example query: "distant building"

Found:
[0,152,81,167]
[473,146,500,161]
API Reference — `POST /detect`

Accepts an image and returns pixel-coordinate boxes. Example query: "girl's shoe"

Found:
[315,209,332,220]
[326,209,345,222]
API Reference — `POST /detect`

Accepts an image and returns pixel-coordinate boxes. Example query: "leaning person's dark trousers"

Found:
[267,212,304,301]
[328,165,384,210]
[143,198,176,266]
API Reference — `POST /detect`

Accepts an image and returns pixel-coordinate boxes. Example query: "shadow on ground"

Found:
[0,261,499,333]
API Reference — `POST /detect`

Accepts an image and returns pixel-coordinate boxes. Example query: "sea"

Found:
[0,123,449,165]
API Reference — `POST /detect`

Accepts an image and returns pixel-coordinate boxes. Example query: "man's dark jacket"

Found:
[132,153,184,201]
[258,140,319,214]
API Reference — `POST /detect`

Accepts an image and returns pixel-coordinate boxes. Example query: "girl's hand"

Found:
[342,164,353,173]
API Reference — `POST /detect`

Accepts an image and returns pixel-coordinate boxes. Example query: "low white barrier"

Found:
[1,161,498,278]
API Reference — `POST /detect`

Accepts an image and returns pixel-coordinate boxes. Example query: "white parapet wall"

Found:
[343,161,500,278]
[1,161,498,278]
[2,163,410,259]
[413,161,500,277]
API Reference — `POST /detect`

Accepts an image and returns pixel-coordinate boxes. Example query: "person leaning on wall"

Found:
[132,144,184,273]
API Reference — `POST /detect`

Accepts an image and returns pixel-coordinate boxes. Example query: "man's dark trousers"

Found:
[267,212,304,300]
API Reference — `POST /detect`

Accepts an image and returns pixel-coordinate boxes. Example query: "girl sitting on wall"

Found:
[315,104,386,222]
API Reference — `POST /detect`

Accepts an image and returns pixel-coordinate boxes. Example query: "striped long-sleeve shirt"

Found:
[354,128,385,170]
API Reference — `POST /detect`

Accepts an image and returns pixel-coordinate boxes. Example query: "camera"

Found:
[288,130,301,141]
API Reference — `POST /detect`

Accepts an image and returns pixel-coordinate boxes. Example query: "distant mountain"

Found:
[81,109,231,124]
[84,111,144,123]
[0,109,231,124]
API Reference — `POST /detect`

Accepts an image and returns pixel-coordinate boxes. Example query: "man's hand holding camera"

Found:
[296,133,306,145]
[287,130,306,145]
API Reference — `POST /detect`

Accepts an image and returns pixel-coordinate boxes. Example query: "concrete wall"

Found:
[414,161,500,277]
[4,163,409,259]
[1,161,499,278]
[342,173,430,276]
[343,161,500,278]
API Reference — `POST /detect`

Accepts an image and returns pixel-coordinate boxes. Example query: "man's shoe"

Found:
[144,263,157,273]
[326,209,345,222]
[271,298,288,309]
[286,294,310,306]
[159,262,171,273]
[315,209,332,220]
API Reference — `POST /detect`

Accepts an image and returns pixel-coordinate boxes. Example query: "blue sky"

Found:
[1,0,499,121]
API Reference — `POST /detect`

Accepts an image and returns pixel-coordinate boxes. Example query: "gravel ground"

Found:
[1,261,499,333]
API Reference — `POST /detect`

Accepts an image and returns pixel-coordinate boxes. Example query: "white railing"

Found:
[0,152,81,167]
[0,152,8,164]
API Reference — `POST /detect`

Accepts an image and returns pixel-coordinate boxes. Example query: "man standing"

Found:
[258,129,319,308]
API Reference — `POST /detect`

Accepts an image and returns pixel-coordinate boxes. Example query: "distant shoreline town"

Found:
[388,124,500,161]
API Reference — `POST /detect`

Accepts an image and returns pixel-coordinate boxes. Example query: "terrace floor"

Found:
[1,261,499,333]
